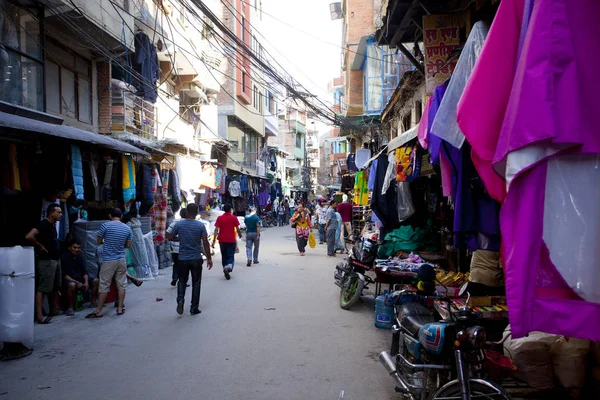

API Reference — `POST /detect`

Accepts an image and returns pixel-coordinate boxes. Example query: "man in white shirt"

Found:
[315,201,328,244]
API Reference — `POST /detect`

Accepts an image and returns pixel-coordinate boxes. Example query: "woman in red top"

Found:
[290,202,313,256]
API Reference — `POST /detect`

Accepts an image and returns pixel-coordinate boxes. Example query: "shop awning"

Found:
[387,124,418,153]
[350,35,370,71]
[0,110,149,155]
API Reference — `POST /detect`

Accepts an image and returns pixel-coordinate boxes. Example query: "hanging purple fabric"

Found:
[459,0,600,341]
[426,83,448,165]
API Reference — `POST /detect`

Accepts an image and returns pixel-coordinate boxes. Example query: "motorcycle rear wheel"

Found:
[339,275,364,310]
[432,380,511,400]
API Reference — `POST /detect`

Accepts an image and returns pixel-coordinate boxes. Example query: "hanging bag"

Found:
[309,231,316,248]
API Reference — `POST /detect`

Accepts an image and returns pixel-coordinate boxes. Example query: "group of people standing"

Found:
[26,205,142,322]
[289,195,353,257]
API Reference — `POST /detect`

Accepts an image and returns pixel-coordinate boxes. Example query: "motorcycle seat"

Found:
[399,302,435,337]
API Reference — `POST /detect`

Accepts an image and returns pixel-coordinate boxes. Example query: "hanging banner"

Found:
[423,14,461,96]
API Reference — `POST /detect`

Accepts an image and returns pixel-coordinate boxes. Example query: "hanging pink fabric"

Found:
[460,0,600,340]
[456,0,524,203]
[439,152,452,197]
[417,98,432,150]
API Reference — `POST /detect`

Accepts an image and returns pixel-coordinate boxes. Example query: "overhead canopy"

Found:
[0,110,149,155]
[387,124,418,153]
[351,35,370,71]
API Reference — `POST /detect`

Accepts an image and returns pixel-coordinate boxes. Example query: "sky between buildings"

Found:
[259,0,343,134]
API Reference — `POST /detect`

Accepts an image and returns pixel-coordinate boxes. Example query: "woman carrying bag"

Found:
[290,202,313,256]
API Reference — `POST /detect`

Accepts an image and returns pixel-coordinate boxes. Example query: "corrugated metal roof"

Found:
[0,111,149,155]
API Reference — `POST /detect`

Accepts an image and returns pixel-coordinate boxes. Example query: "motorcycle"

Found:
[260,211,277,227]
[379,281,511,400]
[333,235,378,310]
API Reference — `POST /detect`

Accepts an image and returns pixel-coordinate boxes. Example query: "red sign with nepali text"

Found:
[423,15,461,96]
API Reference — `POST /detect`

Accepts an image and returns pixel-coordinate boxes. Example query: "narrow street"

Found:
[0,226,397,400]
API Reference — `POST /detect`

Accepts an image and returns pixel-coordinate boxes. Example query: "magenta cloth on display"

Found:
[417,98,432,150]
[439,152,452,197]
[459,0,600,340]
[456,0,525,202]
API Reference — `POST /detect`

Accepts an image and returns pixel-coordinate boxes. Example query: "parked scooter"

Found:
[379,268,511,400]
[333,235,379,309]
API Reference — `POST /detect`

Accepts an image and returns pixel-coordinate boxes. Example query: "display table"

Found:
[373,259,422,296]
[434,298,508,320]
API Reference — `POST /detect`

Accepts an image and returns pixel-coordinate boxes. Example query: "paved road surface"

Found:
[1,226,397,400]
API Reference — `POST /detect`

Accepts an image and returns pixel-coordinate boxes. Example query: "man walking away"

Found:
[337,194,353,241]
[168,204,213,315]
[212,204,241,280]
[325,201,339,257]
[26,204,63,324]
[244,207,261,266]
[86,208,132,318]
[167,208,187,286]
[316,200,328,244]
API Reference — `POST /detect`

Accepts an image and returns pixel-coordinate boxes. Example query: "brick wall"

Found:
[97,61,111,134]
[342,0,376,116]
[346,0,375,43]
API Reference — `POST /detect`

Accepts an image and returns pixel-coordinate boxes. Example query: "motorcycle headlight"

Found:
[454,327,487,348]
[469,327,487,348]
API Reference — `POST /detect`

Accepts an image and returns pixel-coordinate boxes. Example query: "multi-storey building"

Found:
[0,0,226,244]
[216,0,279,178]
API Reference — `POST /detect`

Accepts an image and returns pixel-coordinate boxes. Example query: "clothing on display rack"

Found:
[370,152,399,229]
[215,167,224,189]
[457,0,600,341]
[122,154,136,204]
[394,143,421,182]
[137,164,154,216]
[431,21,490,150]
[353,171,369,205]
[127,218,150,277]
[7,144,20,191]
[240,175,249,194]
[355,148,371,169]
[168,169,182,212]
[71,145,84,200]
[347,153,357,171]
[228,180,241,197]
[340,175,354,192]
[367,160,378,191]
[201,165,216,189]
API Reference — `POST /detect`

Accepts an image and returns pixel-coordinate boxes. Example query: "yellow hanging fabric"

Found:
[353,171,368,205]
[9,144,21,191]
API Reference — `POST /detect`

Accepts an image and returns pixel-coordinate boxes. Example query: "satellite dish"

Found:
[330,2,342,20]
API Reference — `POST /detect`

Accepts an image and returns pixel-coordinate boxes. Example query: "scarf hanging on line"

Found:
[122,154,136,203]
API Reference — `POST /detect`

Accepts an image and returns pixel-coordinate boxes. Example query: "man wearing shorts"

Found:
[86,208,132,318]
[26,203,63,324]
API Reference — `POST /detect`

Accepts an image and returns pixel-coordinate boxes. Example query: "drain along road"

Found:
[1,226,397,400]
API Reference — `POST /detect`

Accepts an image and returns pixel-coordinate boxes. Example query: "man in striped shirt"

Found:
[86,208,132,319]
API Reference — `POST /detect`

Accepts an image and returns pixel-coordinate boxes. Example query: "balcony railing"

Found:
[283,119,306,134]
